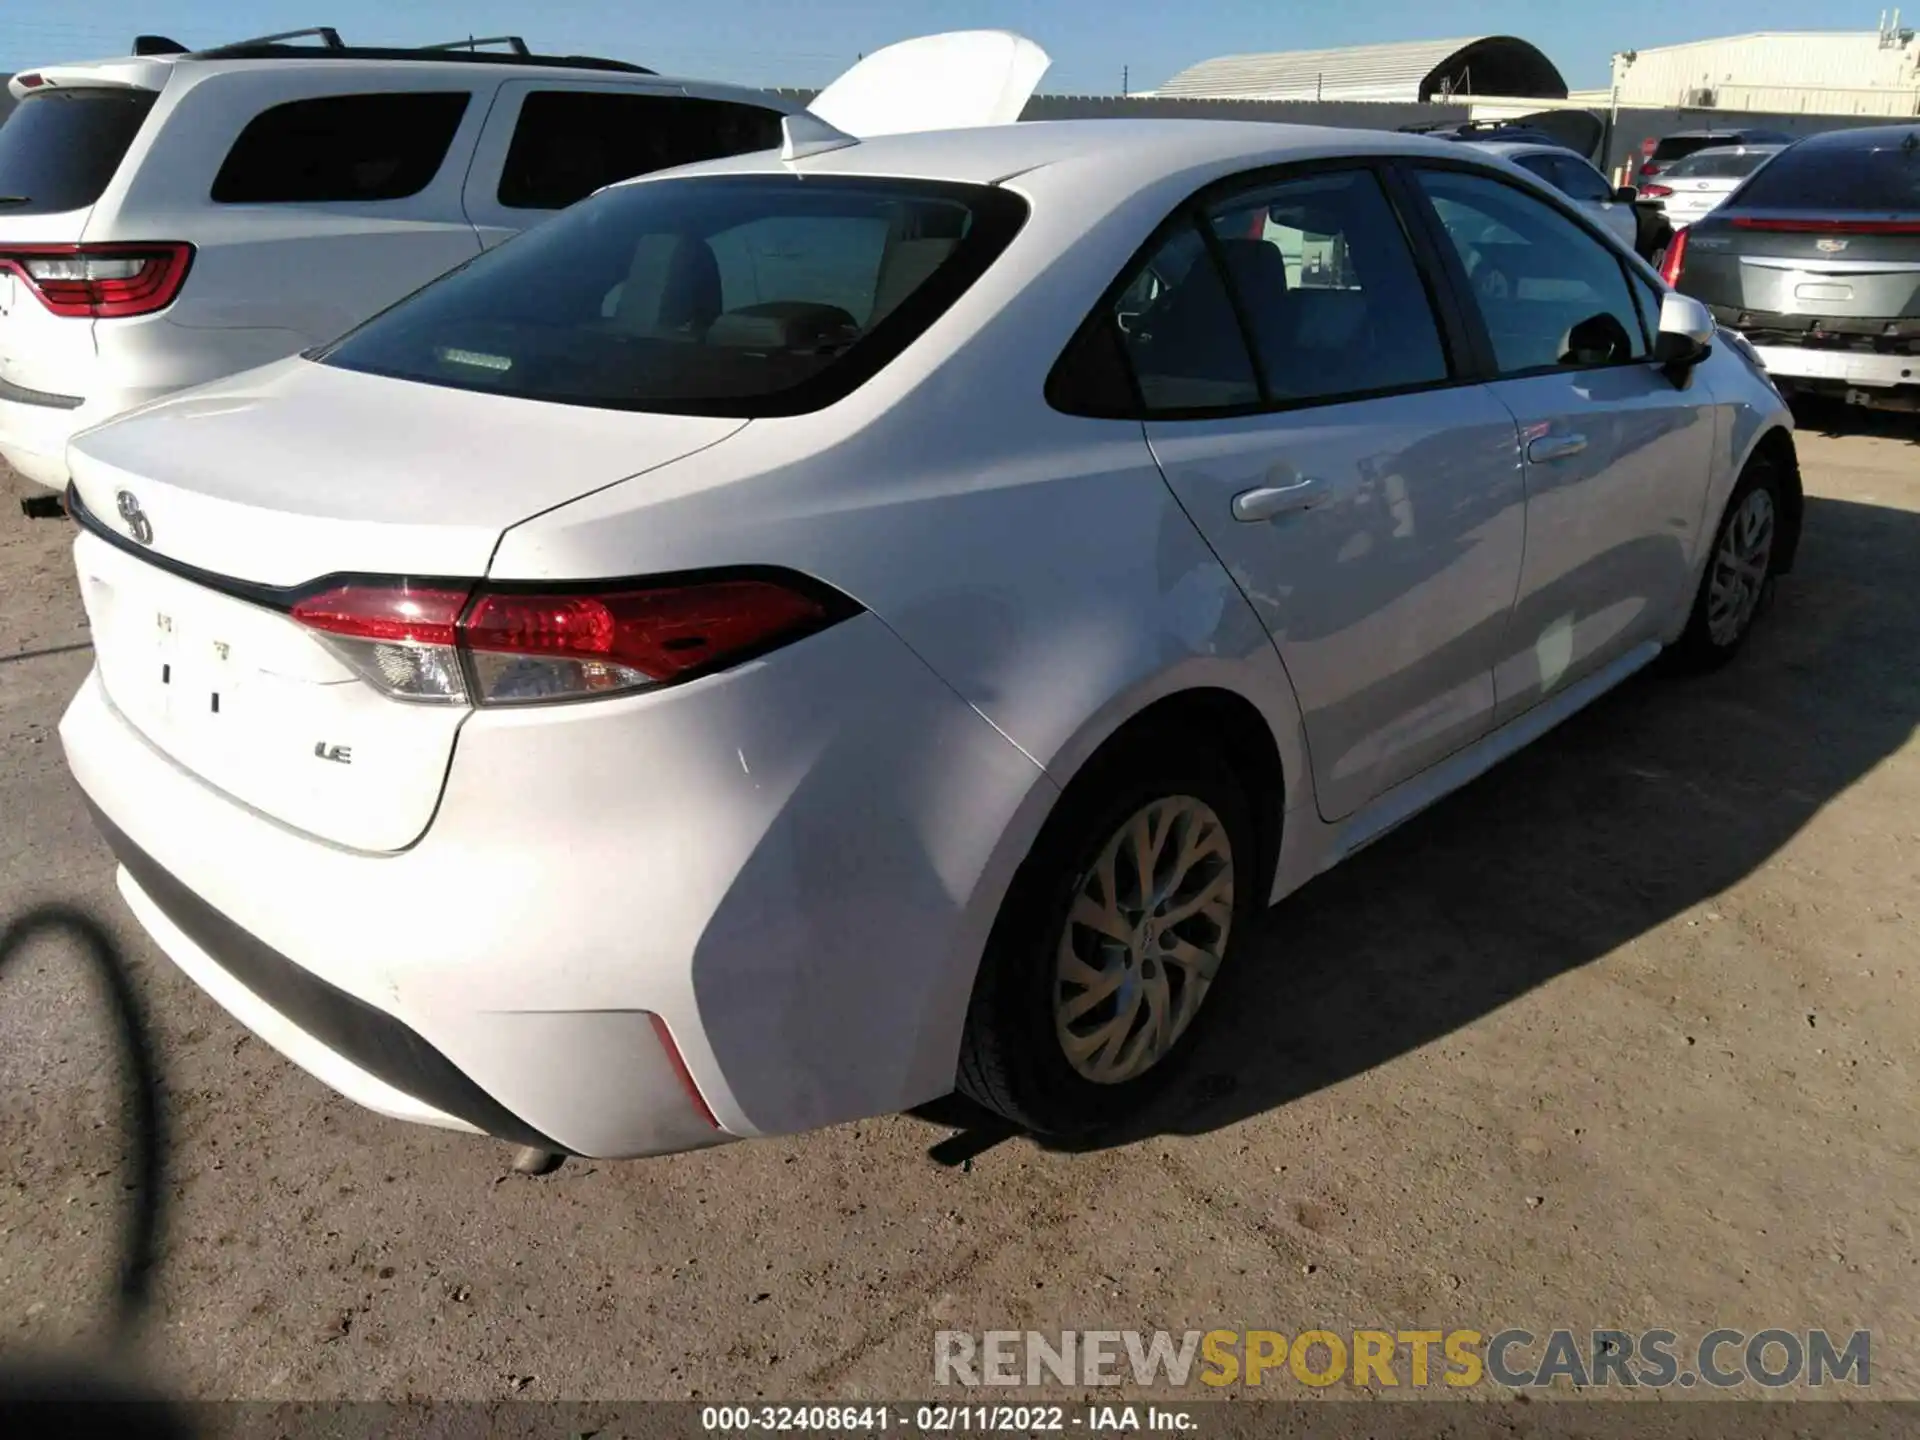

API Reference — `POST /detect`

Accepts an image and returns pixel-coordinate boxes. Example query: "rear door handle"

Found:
[1527,433,1588,463]
[1232,477,1320,522]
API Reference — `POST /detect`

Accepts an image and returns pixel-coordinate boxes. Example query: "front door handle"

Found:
[1232,477,1320,522]
[1527,433,1589,463]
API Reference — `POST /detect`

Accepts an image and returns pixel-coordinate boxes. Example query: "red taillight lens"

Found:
[1728,216,1920,235]
[290,584,473,703]
[463,580,833,704]
[1639,184,1674,199]
[1659,227,1690,286]
[1640,162,1662,178]
[15,74,45,89]
[289,575,845,706]
[0,243,195,318]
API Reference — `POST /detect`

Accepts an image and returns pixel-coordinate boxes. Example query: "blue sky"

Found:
[0,0,1878,93]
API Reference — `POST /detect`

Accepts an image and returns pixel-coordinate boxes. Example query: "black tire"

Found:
[955,732,1259,1138]
[1666,457,1786,672]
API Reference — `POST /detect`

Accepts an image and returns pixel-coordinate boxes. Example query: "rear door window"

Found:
[1210,169,1451,403]
[317,174,1026,416]
[0,88,157,214]
[1732,140,1920,211]
[212,92,471,203]
[497,92,784,211]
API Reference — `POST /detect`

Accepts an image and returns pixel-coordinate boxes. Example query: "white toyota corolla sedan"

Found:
[59,116,1799,1160]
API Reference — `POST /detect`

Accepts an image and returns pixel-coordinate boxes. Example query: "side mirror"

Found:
[1613,185,1639,204]
[1653,291,1714,378]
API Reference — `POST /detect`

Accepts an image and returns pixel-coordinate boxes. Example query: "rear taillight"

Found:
[1659,227,1689,286]
[0,243,194,318]
[1639,162,1662,178]
[289,574,849,706]
[15,74,44,89]
[1728,217,1920,235]
[1639,184,1674,199]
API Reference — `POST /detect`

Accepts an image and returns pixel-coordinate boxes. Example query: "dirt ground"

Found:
[0,411,1915,1406]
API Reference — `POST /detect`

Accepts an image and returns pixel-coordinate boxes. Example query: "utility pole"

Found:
[1123,65,1129,96]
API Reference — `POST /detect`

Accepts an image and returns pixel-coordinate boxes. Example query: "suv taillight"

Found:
[1659,227,1689,286]
[0,243,195,318]
[1638,184,1674,199]
[289,574,853,706]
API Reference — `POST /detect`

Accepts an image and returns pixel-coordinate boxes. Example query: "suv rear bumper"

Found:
[0,382,175,490]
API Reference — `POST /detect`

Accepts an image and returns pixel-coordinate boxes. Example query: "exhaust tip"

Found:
[19,493,68,520]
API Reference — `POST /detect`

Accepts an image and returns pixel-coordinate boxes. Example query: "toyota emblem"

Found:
[115,490,154,546]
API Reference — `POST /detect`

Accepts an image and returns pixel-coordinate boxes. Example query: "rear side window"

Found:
[0,89,156,215]
[1731,138,1920,211]
[212,92,470,203]
[317,174,1027,417]
[497,92,785,210]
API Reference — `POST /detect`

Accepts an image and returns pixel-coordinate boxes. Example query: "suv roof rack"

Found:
[179,26,654,74]
[420,36,532,55]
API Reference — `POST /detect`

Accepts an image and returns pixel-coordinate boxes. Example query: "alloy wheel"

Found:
[1053,795,1234,1085]
[1706,487,1776,647]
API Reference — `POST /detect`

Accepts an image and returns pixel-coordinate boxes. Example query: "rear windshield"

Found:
[1651,136,1730,164]
[1663,149,1775,180]
[317,175,1029,417]
[1733,139,1920,211]
[0,88,156,215]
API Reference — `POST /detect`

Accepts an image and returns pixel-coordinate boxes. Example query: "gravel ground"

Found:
[0,412,1915,1404]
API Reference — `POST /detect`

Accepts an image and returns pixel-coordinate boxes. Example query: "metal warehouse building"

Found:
[1604,18,1920,116]
[1150,36,1568,103]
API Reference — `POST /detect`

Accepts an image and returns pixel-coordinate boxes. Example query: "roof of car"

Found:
[655,118,1478,191]
[9,47,758,99]
[1789,123,1920,151]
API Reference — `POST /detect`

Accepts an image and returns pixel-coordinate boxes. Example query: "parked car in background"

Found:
[59,118,1797,1160]
[1638,143,1785,229]
[1634,127,1795,185]
[0,26,1047,491]
[1665,123,1920,414]
[1472,140,1640,250]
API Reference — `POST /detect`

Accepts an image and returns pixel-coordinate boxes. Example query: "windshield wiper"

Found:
[0,196,32,205]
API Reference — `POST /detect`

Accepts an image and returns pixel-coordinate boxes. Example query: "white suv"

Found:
[0,27,1041,491]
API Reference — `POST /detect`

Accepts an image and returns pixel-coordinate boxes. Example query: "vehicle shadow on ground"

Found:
[1790,398,1920,444]
[914,490,1920,1160]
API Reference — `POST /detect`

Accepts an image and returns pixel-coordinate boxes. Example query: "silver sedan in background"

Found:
[1639,144,1787,230]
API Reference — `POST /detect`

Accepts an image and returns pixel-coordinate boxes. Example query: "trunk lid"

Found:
[68,358,745,852]
[1679,213,1920,323]
[808,30,1050,138]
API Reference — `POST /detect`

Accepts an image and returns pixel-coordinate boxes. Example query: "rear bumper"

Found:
[1749,345,1919,390]
[87,797,566,1149]
[60,606,1053,1157]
